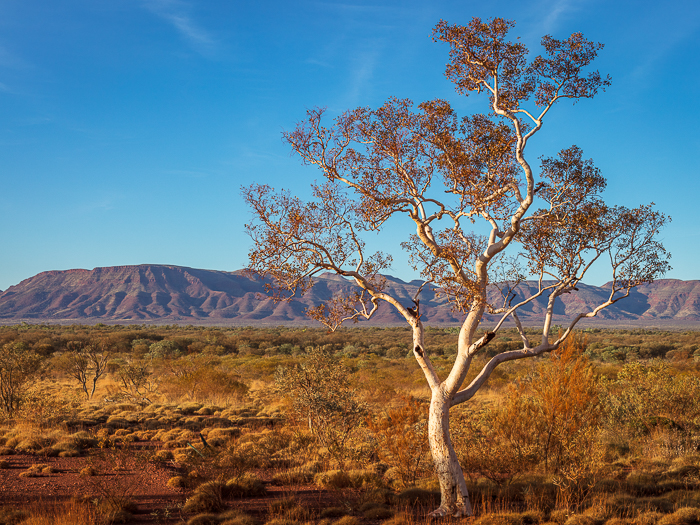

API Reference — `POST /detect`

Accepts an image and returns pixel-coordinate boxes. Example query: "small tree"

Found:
[366,396,430,488]
[63,340,109,400]
[0,342,41,417]
[245,17,670,516]
[113,359,160,405]
[275,347,366,464]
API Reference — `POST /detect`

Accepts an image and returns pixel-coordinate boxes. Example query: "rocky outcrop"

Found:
[0,265,697,325]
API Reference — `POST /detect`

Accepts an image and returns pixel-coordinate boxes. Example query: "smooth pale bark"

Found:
[428,386,473,517]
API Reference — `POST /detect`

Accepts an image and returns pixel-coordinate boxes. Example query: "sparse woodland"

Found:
[0,323,699,525]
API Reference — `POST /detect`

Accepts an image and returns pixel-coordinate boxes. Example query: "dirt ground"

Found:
[0,446,367,524]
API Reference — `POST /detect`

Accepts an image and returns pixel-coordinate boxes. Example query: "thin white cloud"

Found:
[0,45,32,70]
[161,169,210,179]
[143,0,216,56]
[628,14,700,84]
[305,57,333,68]
[314,2,391,14]
[71,198,118,216]
[540,0,576,33]
[344,47,380,107]
[520,0,588,43]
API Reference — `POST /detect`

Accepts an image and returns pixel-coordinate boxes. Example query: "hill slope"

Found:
[0,265,698,325]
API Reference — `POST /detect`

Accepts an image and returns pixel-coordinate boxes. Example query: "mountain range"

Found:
[0,265,699,326]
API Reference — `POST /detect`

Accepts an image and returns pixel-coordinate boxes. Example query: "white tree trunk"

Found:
[428,388,474,517]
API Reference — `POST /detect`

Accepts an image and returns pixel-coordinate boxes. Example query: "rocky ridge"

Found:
[0,265,698,326]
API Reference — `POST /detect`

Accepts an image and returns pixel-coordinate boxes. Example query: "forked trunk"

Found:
[428,388,473,517]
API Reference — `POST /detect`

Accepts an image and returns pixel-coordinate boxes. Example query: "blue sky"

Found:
[1,0,698,291]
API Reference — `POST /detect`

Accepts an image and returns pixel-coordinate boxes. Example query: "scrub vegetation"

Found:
[0,323,699,524]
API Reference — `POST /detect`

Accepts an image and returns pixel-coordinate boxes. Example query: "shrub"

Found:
[364,506,394,519]
[380,515,411,525]
[549,510,570,525]
[271,466,315,485]
[333,518,361,525]
[167,475,188,489]
[474,514,524,525]
[562,515,596,525]
[366,396,430,488]
[19,464,46,478]
[634,513,665,525]
[521,510,546,524]
[187,515,221,525]
[218,510,258,525]
[39,446,59,457]
[658,508,700,525]
[15,437,44,453]
[183,481,227,513]
[267,498,297,516]
[153,449,174,462]
[226,473,267,497]
[179,402,204,415]
[0,508,30,525]
[68,431,98,449]
[101,508,133,524]
[394,487,440,506]
[0,342,41,417]
[604,520,632,525]
[320,508,347,518]
[314,470,352,489]
[276,346,366,464]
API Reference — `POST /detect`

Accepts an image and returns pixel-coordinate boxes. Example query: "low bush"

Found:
[314,469,352,489]
[226,473,267,497]
[183,481,227,513]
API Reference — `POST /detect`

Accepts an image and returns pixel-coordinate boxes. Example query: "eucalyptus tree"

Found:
[244,17,670,517]
[64,340,109,400]
[0,342,41,417]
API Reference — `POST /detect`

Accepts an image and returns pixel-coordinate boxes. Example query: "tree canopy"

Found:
[244,17,671,517]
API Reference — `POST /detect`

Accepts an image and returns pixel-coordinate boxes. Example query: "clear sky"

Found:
[1,0,698,292]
